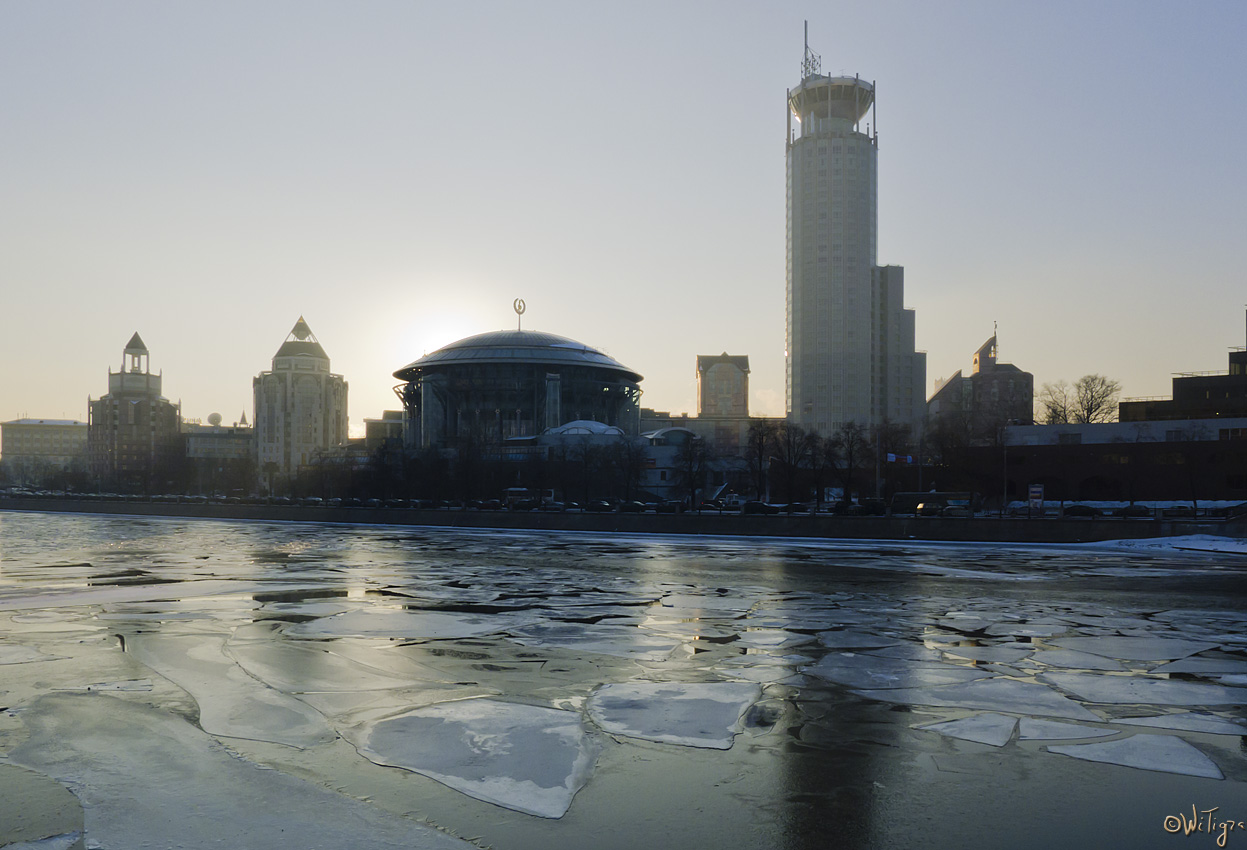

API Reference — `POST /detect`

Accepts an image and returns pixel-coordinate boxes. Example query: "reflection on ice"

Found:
[8,694,473,848]
[353,698,598,818]
[587,681,761,749]
[1047,734,1224,779]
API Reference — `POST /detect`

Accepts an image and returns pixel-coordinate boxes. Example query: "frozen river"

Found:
[2,512,1246,849]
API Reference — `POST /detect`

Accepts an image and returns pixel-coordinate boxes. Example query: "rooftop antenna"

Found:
[801,21,821,79]
[514,298,526,331]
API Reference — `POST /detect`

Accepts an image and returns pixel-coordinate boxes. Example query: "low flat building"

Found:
[0,418,88,484]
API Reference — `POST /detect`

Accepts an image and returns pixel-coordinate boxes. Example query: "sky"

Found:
[3,1,1245,435]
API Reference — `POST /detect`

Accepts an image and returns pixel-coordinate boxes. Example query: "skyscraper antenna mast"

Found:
[802,20,821,79]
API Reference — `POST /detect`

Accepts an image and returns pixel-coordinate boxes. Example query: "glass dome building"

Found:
[393,330,643,449]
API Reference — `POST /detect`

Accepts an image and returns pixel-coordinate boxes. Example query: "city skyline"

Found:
[3,3,1246,436]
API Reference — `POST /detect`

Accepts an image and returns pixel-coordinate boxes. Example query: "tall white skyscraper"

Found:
[786,34,925,435]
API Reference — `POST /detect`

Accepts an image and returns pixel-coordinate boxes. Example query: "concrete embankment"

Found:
[2,498,1242,544]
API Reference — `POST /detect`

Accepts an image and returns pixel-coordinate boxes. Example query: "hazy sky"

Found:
[3,1,1245,434]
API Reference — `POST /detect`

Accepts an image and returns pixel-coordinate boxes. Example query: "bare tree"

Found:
[1072,374,1122,423]
[1039,375,1121,424]
[605,437,647,503]
[828,421,871,504]
[745,420,778,501]
[673,434,709,509]
[773,422,814,506]
[1037,380,1073,424]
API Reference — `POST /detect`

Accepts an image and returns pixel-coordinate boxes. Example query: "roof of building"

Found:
[1,419,87,426]
[274,316,329,360]
[544,420,625,436]
[124,332,147,353]
[394,330,642,382]
[697,353,750,373]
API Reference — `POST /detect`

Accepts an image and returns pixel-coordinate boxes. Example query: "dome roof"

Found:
[394,330,642,382]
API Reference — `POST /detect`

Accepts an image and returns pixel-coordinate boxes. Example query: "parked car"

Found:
[1064,504,1098,518]
[656,500,685,513]
[1117,504,1152,519]
[1162,505,1196,518]
[915,502,942,517]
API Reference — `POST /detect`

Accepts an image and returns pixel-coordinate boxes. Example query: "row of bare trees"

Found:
[744,419,914,507]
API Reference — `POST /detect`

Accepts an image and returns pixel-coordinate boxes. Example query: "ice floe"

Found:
[940,644,1034,664]
[816,630,904,649]
[285,607,535,639]
[1031,648,1126,672]
[7,693,471,848]
[1113,712,1247,735]
[1047,734,1223,779]
[1048,636,1221,661]
[127,635,334,747]
[804,654,992,690]
[352,698,598,818]
[587,681,761,749]
[1040,672,1247,706]
[918,713,1017,746]
[1017,718,1115,740]
[1149,656,1247,675]
[507,622,681,660]
[0,644,64,664]
[856,677,1099,720]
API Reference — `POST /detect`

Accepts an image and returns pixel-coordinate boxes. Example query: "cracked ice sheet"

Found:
[918,713,1017,746]
[7,694,472,849]
[1048,734,1223,779]
[507,623,681,661]
[1150,657,1247,675]
[127,634,334,748]
[226,639,435,693]
[1017,718,1115,740]
[817,630,904,649]
[855,677,1099,720]
[285,607,538,639]
[1031,649,1126,671]
[352,698,598,819]
[734,629,816,650]
[587,682,761,749]
[1113,713,1247,735]
[0,645,65,664]
[941,644,1034,664]
[803,654,992,689]
[1049,636,1221,661]
[1040,672,1247,706]
[0,580,314,612]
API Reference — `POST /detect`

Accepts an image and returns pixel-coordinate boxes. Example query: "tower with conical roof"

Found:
[88,333,182,492]
[253,317,348,485]
[785,26,925,435]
